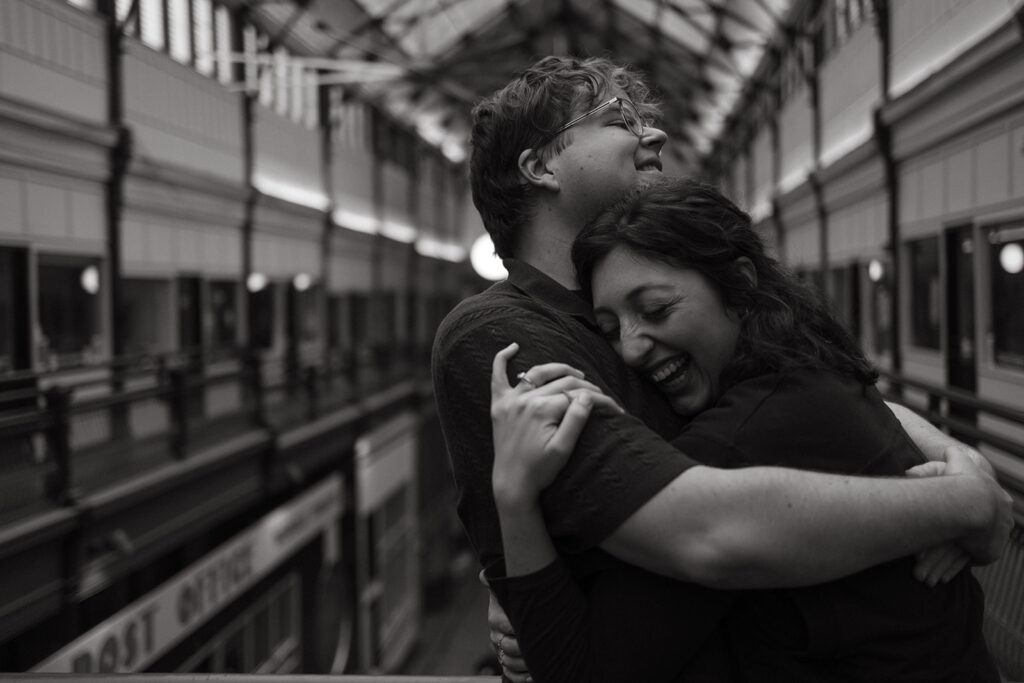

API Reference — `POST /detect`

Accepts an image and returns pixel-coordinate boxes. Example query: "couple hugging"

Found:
[432,55,1010,682]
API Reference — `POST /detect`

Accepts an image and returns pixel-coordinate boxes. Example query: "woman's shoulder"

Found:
[691,369,896,471]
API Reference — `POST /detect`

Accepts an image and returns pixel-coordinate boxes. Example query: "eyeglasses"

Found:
[545,96,646,142]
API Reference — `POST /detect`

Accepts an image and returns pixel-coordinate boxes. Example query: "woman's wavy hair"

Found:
[470,56,660,258]
[571,176,877,388]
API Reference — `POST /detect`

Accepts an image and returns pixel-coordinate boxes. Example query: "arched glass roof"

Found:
[234,0,791,169]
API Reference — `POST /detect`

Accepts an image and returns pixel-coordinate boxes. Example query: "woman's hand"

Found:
[490,343,622,507]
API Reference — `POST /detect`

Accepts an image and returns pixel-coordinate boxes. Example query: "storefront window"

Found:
[249,283,276,350]
[209,280,238,351]
[828,264,860,339]
[988,225,1024,369]
[908,237,941,350]
[37,256,102,367]
[867,259,892,356]
[122,278,173,355]
[0,247,29,373]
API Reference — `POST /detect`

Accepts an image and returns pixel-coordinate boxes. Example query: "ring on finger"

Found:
[516,371,536,390]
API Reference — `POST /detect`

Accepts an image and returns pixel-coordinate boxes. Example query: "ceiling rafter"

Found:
[269,0,792,172]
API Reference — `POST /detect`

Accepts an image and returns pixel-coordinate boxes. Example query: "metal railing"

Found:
[0,341,430,522]
[11,677,498,682]
[878,369,1024,680]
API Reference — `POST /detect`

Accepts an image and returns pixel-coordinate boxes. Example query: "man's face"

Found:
[545,94,667,227]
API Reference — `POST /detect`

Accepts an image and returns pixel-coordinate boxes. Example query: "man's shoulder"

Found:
[433,281,567,353]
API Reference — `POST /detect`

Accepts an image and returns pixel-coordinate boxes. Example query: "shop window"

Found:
[209,280,238,350]
[122,278,173,355]
[829,264,861,339]
[0,247,29,373]
[868,260,892,356]
[988,225,1024,369]
[222,626,244,673]
[287,282,319,344]
[37,256,102,367]
[908,237,941,350]
[350,293,369,349]
[249,283,276,350]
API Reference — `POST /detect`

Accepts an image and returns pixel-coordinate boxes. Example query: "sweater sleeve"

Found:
[488,556,738,683]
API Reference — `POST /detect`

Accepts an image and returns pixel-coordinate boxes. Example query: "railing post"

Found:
[44,386,74,505]
[168,367,188,459]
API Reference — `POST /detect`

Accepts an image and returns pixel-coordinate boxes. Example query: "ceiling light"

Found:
[470,233,507,282]
[80,265,100,294]
[999,243,1023,275]
[247,272,268,293]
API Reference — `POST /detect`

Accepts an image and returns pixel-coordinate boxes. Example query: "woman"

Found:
[488,177,997,682]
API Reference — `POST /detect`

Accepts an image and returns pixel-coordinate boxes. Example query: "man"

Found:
[432,56,1010,681]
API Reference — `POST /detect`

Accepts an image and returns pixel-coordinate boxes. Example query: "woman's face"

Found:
[591,246,742,417]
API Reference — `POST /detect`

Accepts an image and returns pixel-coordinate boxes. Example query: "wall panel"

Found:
[889,0,1014,99]
[819,23,878,167]
[778,94,813,193]
[0,0,106,122]
[253,105,321,200]
[124,41,243,184]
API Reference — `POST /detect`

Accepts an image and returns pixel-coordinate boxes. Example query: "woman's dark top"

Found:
[493,370,998,683]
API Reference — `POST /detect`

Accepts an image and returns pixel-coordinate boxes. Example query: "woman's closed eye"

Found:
[598,325,619,342]
[639,304,672,322]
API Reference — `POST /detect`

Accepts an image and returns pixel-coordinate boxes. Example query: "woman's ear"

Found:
[734,256,757,288]
[518,148,559,192]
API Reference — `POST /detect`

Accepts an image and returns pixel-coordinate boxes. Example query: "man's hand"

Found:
[941,446,1012,566]
[906,460,970,585]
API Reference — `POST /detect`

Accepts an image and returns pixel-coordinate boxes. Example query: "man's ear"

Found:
[518,148,559,192]
[735,256,757,288]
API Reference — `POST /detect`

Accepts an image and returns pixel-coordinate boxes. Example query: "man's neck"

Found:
[517,220,579,290]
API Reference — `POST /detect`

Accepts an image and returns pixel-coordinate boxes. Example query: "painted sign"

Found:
[34,474,344,673]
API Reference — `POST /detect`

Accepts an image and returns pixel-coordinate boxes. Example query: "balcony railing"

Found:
[0,342,432,525]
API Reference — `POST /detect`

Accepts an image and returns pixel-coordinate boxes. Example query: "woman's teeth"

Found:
[652,356,690,385]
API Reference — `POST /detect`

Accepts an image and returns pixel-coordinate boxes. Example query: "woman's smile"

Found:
[591,246,741,416]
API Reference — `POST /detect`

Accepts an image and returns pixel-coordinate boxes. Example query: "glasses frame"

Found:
[543,96,645,144]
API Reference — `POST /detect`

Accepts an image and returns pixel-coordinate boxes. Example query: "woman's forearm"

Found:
[496,495,558,577]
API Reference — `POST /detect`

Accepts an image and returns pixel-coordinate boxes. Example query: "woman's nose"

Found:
[619,332,653,367]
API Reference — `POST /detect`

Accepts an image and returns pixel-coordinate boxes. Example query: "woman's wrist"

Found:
[493,478,542,512]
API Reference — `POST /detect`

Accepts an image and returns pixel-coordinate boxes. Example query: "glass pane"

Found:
[210,280,238,350]
[194,0,214,75]
[274,47,289,116]
[168,0,191,63]
[216,6,233,84]
[253,605,270,667]
[115,0,132,21]
[249,284,276,350]
[223,626,244,673]
[37,258,101,364]
[122,278,173,355]
[989,226,1024,369]
[140,0,165,51]
[908,238,941,350]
